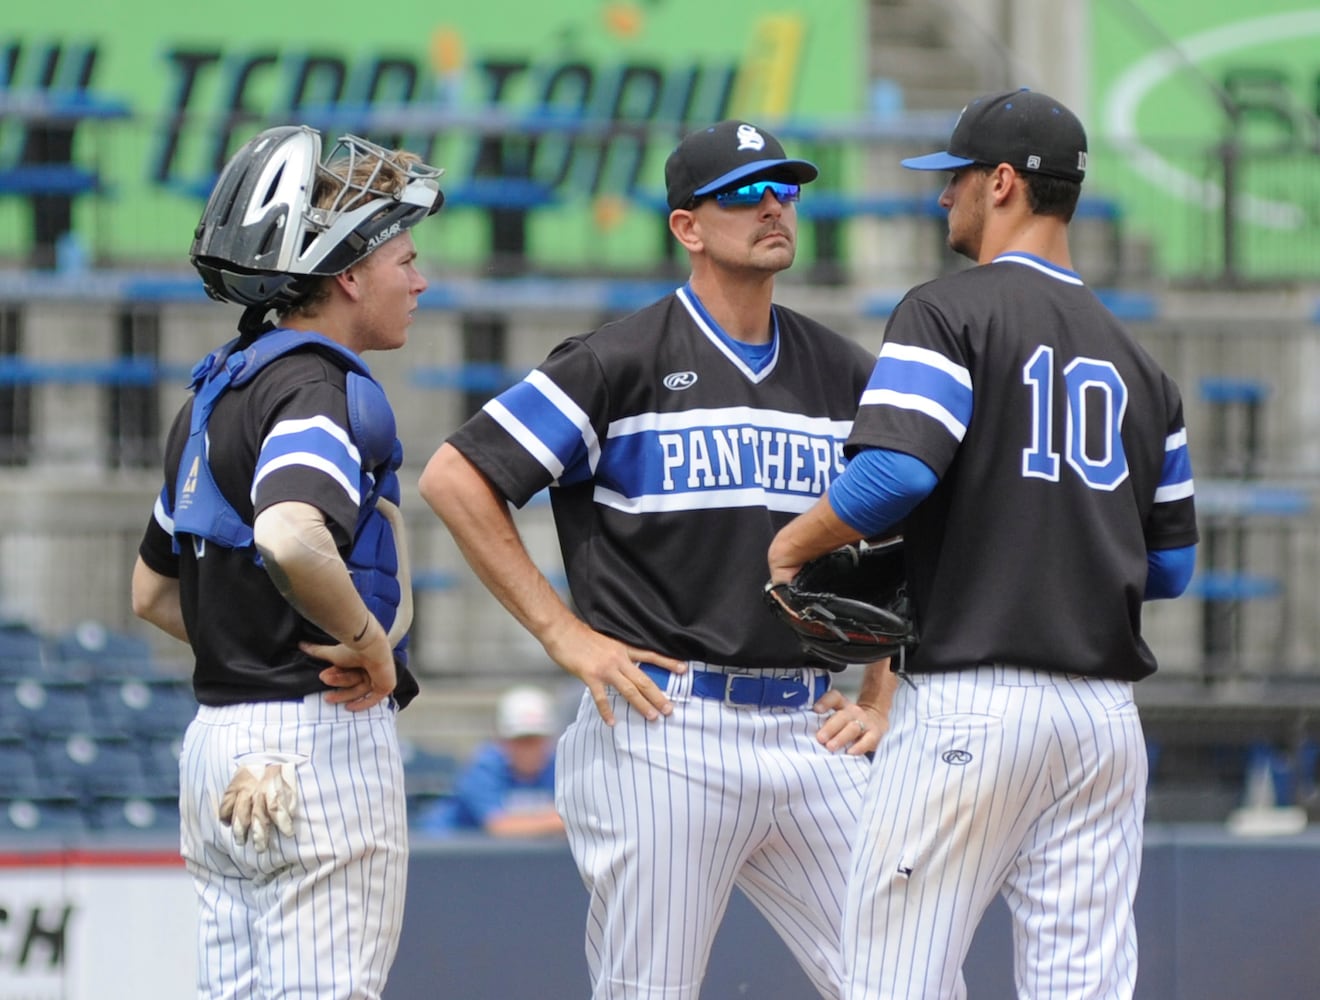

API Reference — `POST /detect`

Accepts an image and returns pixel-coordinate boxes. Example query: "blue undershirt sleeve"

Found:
[1145,544,1196,600]
[828,447,939,538]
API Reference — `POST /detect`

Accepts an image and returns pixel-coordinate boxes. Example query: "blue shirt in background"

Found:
[416,742,557,834]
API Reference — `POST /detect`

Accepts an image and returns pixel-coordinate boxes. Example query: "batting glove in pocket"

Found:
[219,752,305,851]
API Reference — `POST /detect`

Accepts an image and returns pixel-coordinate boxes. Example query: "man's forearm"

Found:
[254,501,378,647]
[856,657,899,717]
[130,557,190,644]
[420,443,580,648]
[768,494,863,584]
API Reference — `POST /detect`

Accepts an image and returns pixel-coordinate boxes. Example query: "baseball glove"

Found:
[764,536,917,666]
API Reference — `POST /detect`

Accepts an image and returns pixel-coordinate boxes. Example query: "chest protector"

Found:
[171,329,408,654]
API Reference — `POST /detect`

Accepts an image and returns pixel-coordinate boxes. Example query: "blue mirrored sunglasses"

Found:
[712,179,801,207]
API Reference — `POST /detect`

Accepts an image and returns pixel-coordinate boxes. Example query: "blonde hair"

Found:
[282,142,425,319]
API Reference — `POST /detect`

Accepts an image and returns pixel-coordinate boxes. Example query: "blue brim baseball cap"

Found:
[901,89,1088,182]
[665,120,817,210]
[900,150,977,172]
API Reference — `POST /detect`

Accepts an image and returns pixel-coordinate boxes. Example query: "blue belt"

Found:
[641,664,828,710]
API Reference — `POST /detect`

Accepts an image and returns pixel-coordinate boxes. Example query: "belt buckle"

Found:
[718,666,762,709]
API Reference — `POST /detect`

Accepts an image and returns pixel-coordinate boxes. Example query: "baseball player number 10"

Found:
[1021,344,1129,491]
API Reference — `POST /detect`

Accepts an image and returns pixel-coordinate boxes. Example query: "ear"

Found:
[333,265,363,303]
[988,164,1019,207]
[669,208,704,254]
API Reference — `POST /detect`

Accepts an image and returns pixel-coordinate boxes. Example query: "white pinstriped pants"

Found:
[844,667,1146,1000]
[179,694,409,1000]
[557,677,871,1000]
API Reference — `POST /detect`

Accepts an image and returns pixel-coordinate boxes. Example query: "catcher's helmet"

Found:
[765,536,918,667]
[190,125,444,309]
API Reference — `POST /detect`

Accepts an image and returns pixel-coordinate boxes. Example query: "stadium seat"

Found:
[0,743,46,799]
[89,678,196,741]
[0,687,27,737]
[0,798,87,838]
[400,742,459,799]
[0,621,55,678]
[54,620,159,679]
[36,734,156,801]
[0,679,99,738]
[408,793,456,831]
[85,796,180,836]
[139,738,183,797]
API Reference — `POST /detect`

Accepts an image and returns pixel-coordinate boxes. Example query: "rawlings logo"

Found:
[942,749,974,765]
[663,371,698,390]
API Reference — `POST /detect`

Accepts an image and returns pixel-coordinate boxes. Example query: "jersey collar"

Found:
[991,252,1084,286]
[676,283,780,384]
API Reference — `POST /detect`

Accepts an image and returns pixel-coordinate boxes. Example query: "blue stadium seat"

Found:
[0,688,26,737]
[0,679,99,738]
[85,796,180,836]
[139,738,183,797]
[54,620,160,679]
[400,743,459,799]
[36,735,157,801]
[0,798,87,838]
[89,678,196,741]
[408,793,457,831]
[0,621,55,678]
[0,743,46,799]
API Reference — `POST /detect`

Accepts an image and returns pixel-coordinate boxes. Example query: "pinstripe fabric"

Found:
[179,694,408,1000]
[557,671,870,1000]
[843,668,1145,1000]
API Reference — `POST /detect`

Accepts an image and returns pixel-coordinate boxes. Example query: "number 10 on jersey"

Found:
[1021,345,1129,491]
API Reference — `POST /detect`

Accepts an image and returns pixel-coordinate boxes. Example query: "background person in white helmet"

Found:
[415,684,566,839]
[130,124,443,999]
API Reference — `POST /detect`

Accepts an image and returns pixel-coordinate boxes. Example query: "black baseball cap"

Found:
[902,89,1088,183]
[665,120,818,210]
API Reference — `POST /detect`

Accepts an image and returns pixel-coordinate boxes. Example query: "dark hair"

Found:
[1021,172,1081,222]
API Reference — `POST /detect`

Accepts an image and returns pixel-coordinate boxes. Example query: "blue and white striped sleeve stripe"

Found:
[483,370,599,484]
[1154,428,1194,503]
[860,342,973,443]
[252,415,363,506]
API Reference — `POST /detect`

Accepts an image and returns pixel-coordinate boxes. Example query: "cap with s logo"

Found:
[664,120,818,210]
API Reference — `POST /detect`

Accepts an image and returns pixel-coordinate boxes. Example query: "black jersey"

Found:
[848,254,1198,680]
[138,340,419,705]
[448,285,876,669]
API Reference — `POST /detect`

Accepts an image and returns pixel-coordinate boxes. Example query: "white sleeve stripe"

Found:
[860,387,967,440]
[593,485,817,515]
[877,342,972,389]
[526,370,600,470]
[608,406,852,438]
[1154,479,1195,503]
[486,398,566,479]
[1165,429,1187,451]
[251,453,361,506]
[263,415,361,465]
[153,495,175,535]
